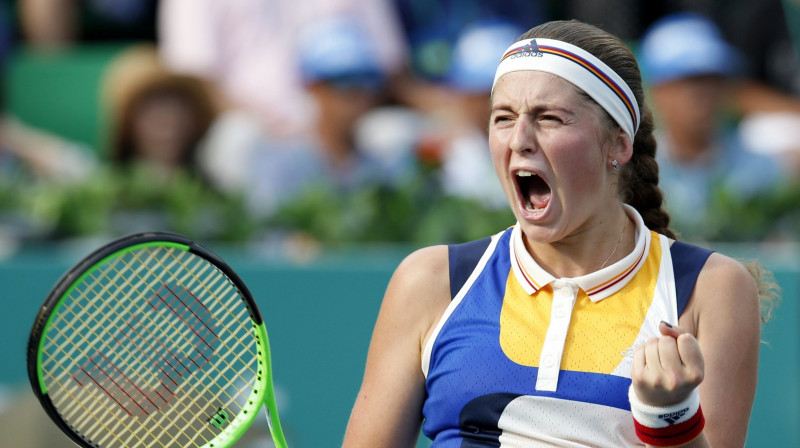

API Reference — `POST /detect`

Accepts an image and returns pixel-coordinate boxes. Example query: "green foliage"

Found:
[2,162,798,245]
[671,180,800,242]
[267,167,516,245]
[2,165,256,242]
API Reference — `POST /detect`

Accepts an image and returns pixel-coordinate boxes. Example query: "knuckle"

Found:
[631,370,654,388]
[687,368,704,385]
[664,371,682,391]
[649,375,664,389]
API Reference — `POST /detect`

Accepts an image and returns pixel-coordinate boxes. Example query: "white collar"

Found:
[509,204,650,302]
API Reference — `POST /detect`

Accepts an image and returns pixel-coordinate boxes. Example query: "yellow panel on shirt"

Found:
[499,234,661,374]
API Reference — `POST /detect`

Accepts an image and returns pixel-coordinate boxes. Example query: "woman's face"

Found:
[489,71,621,244]
[651,74,725,147]
[131,90,198,169]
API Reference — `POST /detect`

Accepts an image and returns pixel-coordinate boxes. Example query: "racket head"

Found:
[26,231,286,448]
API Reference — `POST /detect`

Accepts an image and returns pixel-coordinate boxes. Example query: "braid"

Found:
[620,106,676,239]
[519,20,677,239]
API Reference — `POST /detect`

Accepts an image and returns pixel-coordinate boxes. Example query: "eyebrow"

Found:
[490,102,576,116]
[490,103,514,114]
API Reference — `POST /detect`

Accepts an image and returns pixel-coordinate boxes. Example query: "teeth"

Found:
[524,200,541,212]
[516,169,535,177]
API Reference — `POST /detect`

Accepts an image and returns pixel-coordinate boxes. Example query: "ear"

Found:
[607,127,634,168]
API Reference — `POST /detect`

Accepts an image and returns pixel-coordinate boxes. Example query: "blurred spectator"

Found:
[563,0,800,115]
[157,0,407,138]
[436,20,523,208]
[198,16,410,217]
[564,0,800,176]
[0,115,97,183]
[357,19,526,211]
[738,111,800,175]
[19,0,158,49]
[639,13,788,231]
[720,0,800,101]
[354,19,523,210]
[729,0,800,175]
[390,0,546,115]
[101,44,216,181]
[0,5,96,183]
[392,0,545,82]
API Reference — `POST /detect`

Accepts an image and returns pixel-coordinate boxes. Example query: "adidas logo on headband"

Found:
[493,38,641,139]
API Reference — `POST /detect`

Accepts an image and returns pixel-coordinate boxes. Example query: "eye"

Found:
[540,114,563,122]
[491,114,513,125]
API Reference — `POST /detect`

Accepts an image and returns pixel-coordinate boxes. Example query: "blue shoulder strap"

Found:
[448,237,492,300]
[449,236,711,312]
[670,240,714,316]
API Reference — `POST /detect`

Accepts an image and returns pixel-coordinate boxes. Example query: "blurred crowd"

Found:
[1,0,800,247]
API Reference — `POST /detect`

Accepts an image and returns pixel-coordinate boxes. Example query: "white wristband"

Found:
[628,384,701,429]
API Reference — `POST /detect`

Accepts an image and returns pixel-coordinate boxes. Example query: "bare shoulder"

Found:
[381,245,451,349]
[343,245,451,447]
[391,245,450,292]
[697,252,759,303]
[686,252,761,335]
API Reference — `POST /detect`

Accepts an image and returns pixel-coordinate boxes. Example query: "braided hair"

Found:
[516,21,785,322]
[518,20,676,239]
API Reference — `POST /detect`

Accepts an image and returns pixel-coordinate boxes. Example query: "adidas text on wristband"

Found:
[628,385,705,446]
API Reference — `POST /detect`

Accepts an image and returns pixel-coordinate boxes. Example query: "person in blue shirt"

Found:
[638,13,788,234]
[344,18,772,448]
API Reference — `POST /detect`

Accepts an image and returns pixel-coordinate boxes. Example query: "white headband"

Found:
[492,38,641,139]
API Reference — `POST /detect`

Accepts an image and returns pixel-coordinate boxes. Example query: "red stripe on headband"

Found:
[539,46,638,129]
[500,46,528,62]
[499,41,638,131]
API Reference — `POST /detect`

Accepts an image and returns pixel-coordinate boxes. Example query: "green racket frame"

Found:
[26,232,288,448]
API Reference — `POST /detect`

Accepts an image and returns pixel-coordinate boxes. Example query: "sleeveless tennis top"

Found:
[421,206,712,447]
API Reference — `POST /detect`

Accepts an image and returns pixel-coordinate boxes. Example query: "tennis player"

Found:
[343,19,775,447]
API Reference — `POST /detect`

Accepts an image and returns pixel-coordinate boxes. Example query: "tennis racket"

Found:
[26,231,288,448]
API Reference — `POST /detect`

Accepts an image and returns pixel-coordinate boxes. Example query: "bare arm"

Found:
[730,80,800,116]
[633,253,761,448]
[686,253,761,447]
[343,246,451,447]
[0,116,96,181]
[19,0,79,47]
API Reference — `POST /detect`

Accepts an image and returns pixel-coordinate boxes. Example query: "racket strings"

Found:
[135,248,259,374]
[43,352,155,446]
[44,301,201,446]
[53,251,195,398]
[123,247,259,414]
[47,250,222,438]
[40,245,264,448]
[111,248,255,428]
[45,251,191,415]
[59,250,252,446]
[128,248,263,411]
[44,253,224,447]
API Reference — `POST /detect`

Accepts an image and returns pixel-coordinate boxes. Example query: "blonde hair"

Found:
[745,261,781,324]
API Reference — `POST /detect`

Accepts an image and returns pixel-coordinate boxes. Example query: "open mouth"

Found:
[516,169,551,212]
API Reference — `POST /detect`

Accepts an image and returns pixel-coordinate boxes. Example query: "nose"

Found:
[509,115,537,154]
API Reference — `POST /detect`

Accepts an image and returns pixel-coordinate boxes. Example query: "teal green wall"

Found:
[0,245,797,447]
[3,44,126,155]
